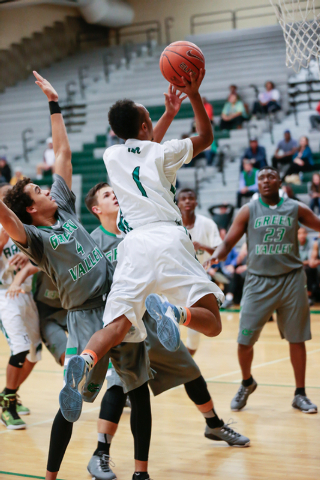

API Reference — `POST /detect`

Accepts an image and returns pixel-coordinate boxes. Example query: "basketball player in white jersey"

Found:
[0,184,41,430]
[62,70,225,423]
[177,188,222,355]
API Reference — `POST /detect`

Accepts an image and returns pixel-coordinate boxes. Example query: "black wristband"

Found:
[49,101,61,115]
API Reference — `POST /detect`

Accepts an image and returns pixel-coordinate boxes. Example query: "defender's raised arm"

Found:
[33,71,72,189]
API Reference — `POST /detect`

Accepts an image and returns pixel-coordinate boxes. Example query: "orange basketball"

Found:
[159,41,205,88]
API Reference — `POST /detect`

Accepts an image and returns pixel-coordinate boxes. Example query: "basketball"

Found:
[159,41,205,88]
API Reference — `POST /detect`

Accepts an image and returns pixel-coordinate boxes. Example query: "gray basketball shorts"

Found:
[107,313,201,396]
[65,304,152,402]
[238,268,311,346]
[37,301,68,364]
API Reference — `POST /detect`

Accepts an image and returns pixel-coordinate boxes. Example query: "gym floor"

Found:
[0,311,319,480]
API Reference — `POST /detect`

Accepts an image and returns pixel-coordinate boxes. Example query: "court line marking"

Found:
[206,380,320,389]
[206,347,320,381]
[0,406,100,435]
[0,472,65,479]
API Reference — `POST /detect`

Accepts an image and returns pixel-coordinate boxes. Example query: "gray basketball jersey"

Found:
[90,225,122,267]
[34,271,62,309]
[14,175,114,310]
[247,197,302,276]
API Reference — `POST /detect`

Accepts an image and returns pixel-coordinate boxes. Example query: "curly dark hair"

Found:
[108,99,145,140]
[85,182,110,219]
[4,178,34,225]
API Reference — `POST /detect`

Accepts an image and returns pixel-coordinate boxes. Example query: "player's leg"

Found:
[231,274,278,411]
[40,313,68,366]
[186,329,201,356]
[184,376,250,447]
[277,268,317,413]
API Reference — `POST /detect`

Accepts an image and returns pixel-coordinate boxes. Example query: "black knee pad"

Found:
[9,350,29,368]
[184,375,211,406]
[99,385,127,423]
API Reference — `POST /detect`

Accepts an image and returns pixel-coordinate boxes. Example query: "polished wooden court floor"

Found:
[0,311,319,480]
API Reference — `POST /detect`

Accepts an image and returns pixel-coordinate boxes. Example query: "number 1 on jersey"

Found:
[132,167,148,197]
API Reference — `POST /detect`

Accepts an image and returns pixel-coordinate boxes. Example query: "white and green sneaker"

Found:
[1,394,26,430]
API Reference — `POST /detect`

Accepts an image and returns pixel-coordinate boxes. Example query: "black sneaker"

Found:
[132,474,151,480]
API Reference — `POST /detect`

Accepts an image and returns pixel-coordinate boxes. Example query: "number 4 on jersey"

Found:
[76,240,85,256]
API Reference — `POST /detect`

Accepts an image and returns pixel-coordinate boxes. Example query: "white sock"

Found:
[80,352,96,372]
[226,293,233,301]
[176,306,188,325]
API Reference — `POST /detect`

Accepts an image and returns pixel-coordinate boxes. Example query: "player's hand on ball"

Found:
[164,84,187,117]
[181,68,205,97]
[6,284,25,298]
[33,71,59,102]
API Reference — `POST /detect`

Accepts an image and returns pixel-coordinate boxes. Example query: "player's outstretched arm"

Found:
[0,201,27,246]
[212,205,249,262]
[153,85,187,143]
[33,71,72,189]
[182,69,213,157]
[6,261,39,298]
[298,202,320,231]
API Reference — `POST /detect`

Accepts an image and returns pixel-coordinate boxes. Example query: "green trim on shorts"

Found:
[66,347,77,355]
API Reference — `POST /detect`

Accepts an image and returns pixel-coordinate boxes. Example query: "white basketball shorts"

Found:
[103,222,224,342]
[0,289,42,362]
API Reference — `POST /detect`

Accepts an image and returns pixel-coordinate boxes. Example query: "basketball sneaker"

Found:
[16,394,30,416]
[205,420,250,447]
[292,395,318,414]
[230,380,258,411]
[59,355,88,422]
[87,452,116,480]
[0,394,26,430]
[145,294,181,352]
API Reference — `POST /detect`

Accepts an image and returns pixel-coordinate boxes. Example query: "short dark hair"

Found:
[4,178,33,225]
[258,166,280,177]
[177,188,197,201]
[108,99,144,140]
[85,182,110,219]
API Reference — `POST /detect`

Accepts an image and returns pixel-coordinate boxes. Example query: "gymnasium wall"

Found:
[126,0,278,42]
[0,5,80,49]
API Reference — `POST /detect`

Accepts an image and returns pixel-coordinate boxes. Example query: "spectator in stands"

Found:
[309,101,320,131]
[228,85,239,100]
[107,128,125,147]
[202,97,214,124]
[309,172,320,213]
[220,94,247,130]
[10,166,25,186]
[252,81,281,116]
[281,184,299,202]
[241,138,267,170]
[283,136,314,180]
[272,130,298,170]
[0,157,11,183]
[237,159,258,208]
[300,228,318,305]
[36,137,55,179]
[219,238,248,308]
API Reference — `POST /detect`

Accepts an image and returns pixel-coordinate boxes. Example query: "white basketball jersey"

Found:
[103,138,193,232]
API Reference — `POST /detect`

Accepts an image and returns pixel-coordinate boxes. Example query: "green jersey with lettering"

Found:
[34,271,62,309]
[247,197,302,276]
[14,175,114,310]
[90,226,122,267]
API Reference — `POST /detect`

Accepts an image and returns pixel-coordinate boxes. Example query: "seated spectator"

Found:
[282,184,299,201]
[302,229,319,304]
[204,139,217,166]
[309,172,320,213]
[228,84,239,100]
[36,137,55,179]
[309,101,320,131]
[0,157,12,183]
[283,136,314,180]
[272,130,298,170]
[237,159,258,208]
[219,239,248,308]
[202,97,214,124]
[10,166,25,186]
[220,94,247,130]
[208,203,234,230]
[252,81,281,116]
[107,128,125,147]
[241,138,267,170]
